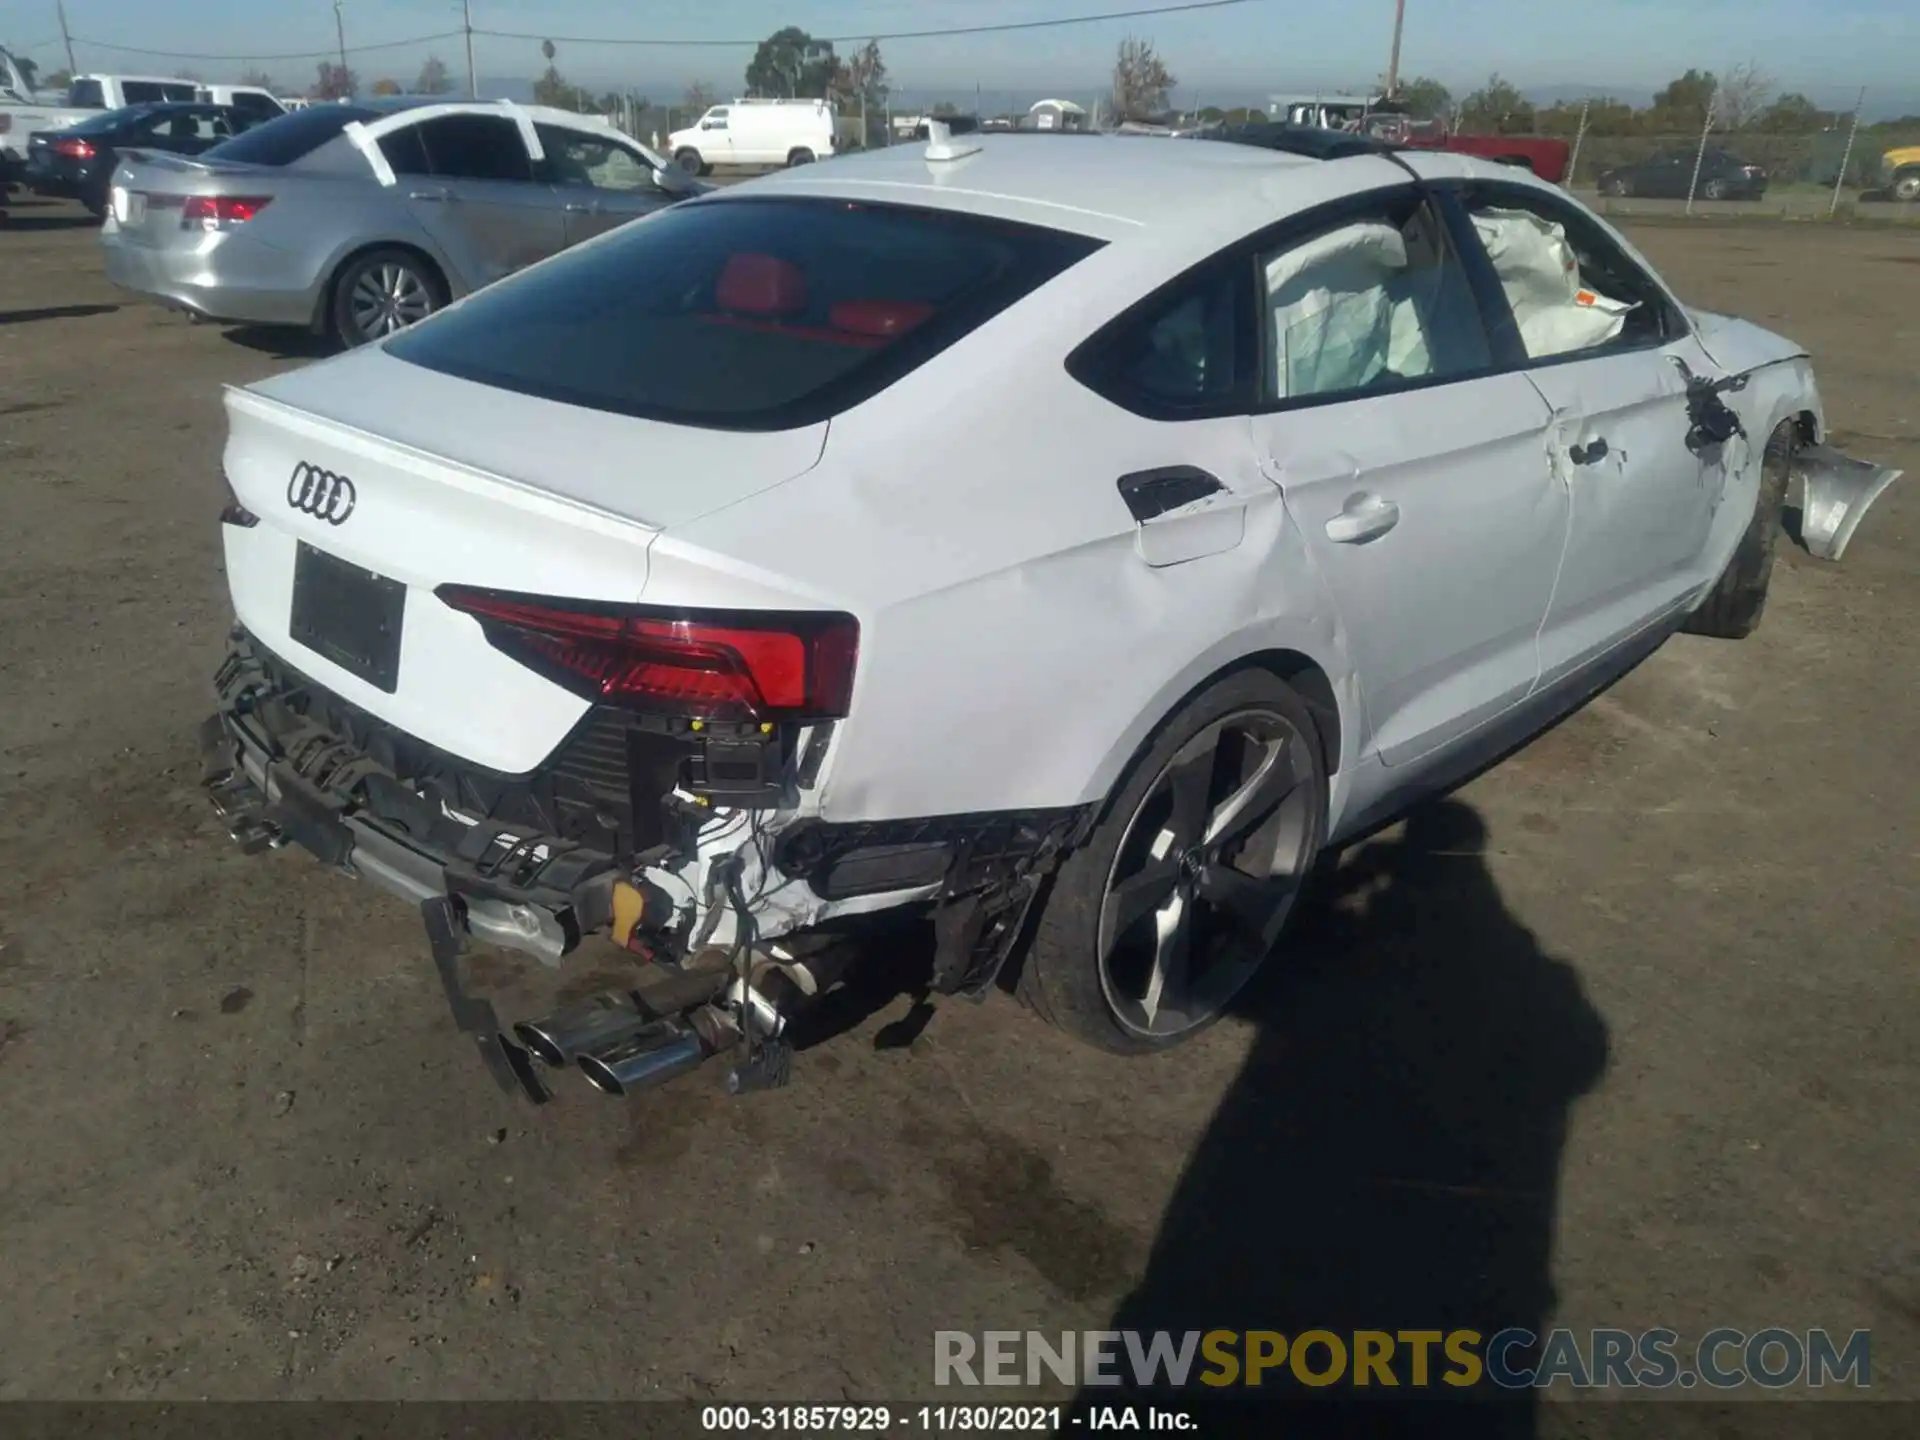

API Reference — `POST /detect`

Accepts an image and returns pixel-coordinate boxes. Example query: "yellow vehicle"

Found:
[1884,144,1920,202]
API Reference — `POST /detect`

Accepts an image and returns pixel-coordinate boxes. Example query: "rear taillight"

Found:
[437,588,858,721]
[219,473,258,527]
[52,137,95,159]
[182,195,271,230]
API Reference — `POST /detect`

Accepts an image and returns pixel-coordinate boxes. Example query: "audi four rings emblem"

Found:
[287,461,357,525]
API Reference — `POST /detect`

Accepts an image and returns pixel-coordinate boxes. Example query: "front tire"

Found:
[1892,169,1920,203]
[1600,176,1629,197]
[1683,420,1797,640]
[329,247,444,349]
[1019,669,1328,1054]
[674,147,705,176]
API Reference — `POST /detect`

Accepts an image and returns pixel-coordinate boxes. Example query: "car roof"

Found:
[722,132,1351,240]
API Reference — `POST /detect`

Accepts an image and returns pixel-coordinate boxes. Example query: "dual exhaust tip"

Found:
[513,988,718,1097]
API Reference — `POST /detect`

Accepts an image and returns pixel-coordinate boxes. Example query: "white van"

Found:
[67,74,200,110]
[666,98,836,174]
[193,84,286,124]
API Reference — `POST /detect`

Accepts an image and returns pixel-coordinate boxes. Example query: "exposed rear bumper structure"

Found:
[198,629,1091,1103]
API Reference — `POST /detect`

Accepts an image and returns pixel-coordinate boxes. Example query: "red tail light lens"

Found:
[437,587,858,721]
[52,137,96,159]
[182,195,271,230]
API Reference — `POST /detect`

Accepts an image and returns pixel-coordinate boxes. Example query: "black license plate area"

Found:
[289,543,406,693]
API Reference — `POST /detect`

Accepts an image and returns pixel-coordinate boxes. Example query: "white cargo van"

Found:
[666,98,835,174]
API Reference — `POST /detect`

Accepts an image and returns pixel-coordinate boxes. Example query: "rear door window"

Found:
[415,114,533,182]
[377,124,432,177]
[205,104,378,165]
[69,78,105,108]
[384,196,1103,430]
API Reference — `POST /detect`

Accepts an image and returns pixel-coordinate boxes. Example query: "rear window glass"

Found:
[69,104,155,134]
[384,197,1103,431]
[206,104,377,165]
[69,78,104,108]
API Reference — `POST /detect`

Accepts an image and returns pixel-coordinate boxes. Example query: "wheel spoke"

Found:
[1203,735,1302,849]
[1100,854,1181,940]
[1197,861,1297,944]
[1162,727,1221,850]
[1140,892,1191,1028]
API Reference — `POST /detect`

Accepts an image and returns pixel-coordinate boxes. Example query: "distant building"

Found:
[1025,98,1089,132]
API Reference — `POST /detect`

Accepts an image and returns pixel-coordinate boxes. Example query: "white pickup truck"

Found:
[0,49,90,193]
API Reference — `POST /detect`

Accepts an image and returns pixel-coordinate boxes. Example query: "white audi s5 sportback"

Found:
[200,125,1900,1104]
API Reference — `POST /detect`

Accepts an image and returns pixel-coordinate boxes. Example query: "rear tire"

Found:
[674,147,705,176]
[1019,669,1328,1055]
[1892,169,1920,203]
[1682,420,1797,640]
[328,247,445,349]
[786,147,816,167]
[1702,178,1730,200]
[1600,176,1629,197]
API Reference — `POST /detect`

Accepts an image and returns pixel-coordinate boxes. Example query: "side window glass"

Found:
[1259,199,1489,402]
[1074,262,1248,415]
[704,107,730,131]
[1460,188,1680,360]
[415,114,533,183]
[377,125,432,178]
[124,81,164,104]
[534,125,653,190]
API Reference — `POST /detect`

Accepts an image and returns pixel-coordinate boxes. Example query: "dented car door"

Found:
[1448,182,1728,690]
[1249,196,1566,770]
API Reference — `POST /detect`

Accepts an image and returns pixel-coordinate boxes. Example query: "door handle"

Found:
[1324,492,1400,544]
[562,201,594,213]
[408,187,453,202]
[1569,437,1610,466]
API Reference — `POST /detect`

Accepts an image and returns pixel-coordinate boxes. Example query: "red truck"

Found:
[1360,111,1571,183]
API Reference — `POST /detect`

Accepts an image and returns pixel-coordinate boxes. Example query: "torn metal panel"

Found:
[1796,444,1904,562]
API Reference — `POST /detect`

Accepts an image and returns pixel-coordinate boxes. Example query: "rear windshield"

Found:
[206,104,376,165]
[384,197,1101,430]
[69,104,156,134]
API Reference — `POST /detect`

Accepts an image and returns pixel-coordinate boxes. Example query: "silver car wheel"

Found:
[349,262,435,340]
[1096,705,1316,1039]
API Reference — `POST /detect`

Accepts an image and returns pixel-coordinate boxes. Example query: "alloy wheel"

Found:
[1097,706,1317,1039]
[348,262,434,341]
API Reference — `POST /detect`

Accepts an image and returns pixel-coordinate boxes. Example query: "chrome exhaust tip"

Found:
[512,992,648,1069]
[578,1021,709,1097]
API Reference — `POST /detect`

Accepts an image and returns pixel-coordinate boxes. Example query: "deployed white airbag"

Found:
[1266,222,1431,399]
[1469,207,1634,358]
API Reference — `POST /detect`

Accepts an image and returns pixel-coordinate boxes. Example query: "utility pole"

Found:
[1384,0,1405,98]
[462,0,477,98]
[332,0,349,80]
[56,0,77,74]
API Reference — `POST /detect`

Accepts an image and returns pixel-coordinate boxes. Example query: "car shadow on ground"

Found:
[1069,798,1611,1437]
[0,302,118,325]
[219,324,337,361]
[0,210,99,231]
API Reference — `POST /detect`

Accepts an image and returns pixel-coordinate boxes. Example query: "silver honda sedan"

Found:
[100,98,704,346]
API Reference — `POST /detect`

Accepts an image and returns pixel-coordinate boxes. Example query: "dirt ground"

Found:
[0,199,1914,1427]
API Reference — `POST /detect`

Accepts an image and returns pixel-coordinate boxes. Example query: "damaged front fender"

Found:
[1795,444,1904,562]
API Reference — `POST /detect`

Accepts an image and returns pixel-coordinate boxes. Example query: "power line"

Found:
[65,29,465,62]
[59,0,1262,66]
[479,0,1258,47]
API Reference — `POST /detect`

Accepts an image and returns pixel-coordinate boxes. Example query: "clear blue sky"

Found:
[4,0,1915,111]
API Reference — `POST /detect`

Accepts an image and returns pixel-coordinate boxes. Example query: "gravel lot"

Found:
[0,196,1914,1427]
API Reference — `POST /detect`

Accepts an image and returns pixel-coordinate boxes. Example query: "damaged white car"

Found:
[201,127,1901,1103]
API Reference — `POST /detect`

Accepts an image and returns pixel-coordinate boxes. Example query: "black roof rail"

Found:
[1196,122,1390,161]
